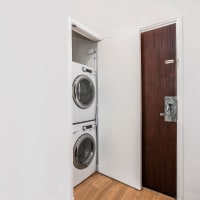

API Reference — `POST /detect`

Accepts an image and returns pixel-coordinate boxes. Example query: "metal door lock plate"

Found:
[160,96,177,122]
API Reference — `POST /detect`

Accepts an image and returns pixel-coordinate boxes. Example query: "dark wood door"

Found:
[141,24,177,198]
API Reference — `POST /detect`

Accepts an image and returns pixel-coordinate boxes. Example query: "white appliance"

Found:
[73,121,96,187]
[72,62,96,124]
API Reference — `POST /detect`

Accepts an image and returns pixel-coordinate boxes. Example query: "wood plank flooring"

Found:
[74,173,175,200]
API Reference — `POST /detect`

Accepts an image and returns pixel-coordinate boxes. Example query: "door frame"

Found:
[140,17,184,200]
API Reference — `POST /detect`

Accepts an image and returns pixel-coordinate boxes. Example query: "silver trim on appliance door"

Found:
[73,133,95,169]
[72,75,95,109]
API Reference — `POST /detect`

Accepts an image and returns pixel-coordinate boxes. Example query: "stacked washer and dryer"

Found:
[72,62,97,187]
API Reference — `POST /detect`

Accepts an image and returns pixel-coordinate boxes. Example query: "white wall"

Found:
[178,1,200,199]
[1,0,200,199]
[0,0,72,199]
[69,0,179,38]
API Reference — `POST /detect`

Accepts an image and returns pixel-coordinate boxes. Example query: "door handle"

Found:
[160,112,170,117]
[160,96,177,122]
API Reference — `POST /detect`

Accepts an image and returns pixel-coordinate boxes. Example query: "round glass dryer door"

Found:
[73,75,95,109]
[73,133,95,169]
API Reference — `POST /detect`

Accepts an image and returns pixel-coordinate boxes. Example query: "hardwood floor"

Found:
[74,173,175,200]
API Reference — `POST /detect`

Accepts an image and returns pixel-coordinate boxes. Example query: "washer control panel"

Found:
[73,121,96,134]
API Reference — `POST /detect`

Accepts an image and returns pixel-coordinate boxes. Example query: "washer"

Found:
[73,120,96,187]
[72,62,96,124]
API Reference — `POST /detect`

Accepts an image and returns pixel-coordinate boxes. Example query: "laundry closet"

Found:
[70,18,141,196]
[72,29,98,187]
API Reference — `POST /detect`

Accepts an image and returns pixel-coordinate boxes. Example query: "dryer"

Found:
[72,62,96,124]
[73,120,96,187]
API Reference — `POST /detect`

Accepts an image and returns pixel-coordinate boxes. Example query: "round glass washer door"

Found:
[72,75,95,109]
[73,133,95,169]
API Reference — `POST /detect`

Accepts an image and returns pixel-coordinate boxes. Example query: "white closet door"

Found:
[98,31,141,189]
